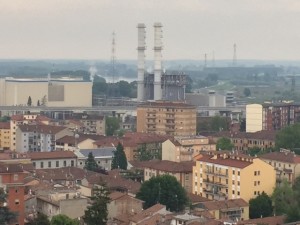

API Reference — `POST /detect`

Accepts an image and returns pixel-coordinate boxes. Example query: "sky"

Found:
[1,0,300,61]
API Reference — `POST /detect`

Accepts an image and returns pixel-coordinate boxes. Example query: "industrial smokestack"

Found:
[137,23,146,101]
[153,22,163,100]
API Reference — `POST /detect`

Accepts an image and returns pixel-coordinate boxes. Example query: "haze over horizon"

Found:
[1,0,300,61]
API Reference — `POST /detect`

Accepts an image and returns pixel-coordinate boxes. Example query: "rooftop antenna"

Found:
[233,43,237,67]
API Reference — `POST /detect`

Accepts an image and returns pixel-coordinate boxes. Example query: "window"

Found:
[33,162,36,168]
[40,162,44,169]
[254,181,257,186]
[232,180,235,185]
[238,171,240,176]
[254,191,257,195]
[13,174,18,181]
[63,161,66,167]
[232,190,235,194]
[254,171,257,176]
[56,161,59,168]
[258,171,260,175]
[258,181,260,185]
[71,160,74,167]
[237,191,240,196]
[15,188,18,193]
[15,199,19,205]
[233,170,235,175]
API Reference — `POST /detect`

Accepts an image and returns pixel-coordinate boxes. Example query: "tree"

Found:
[248,147,263,156]
[0,188,17,224]
[37,100,40,106]
[249,192,273,219]
[83,185,110,225]
[105,116,120,136]
[111,142,127,170]
[243,88,251,97]
[137,144,153,161]
[210,116,228,131]
[41,95,47,106]
[216,137,234,151]
[27,213,50,225]
[50,214,79,225]
[275,124,300,150]
[136,174,188,212]
[27,96,32,106]
[84,152,99,172]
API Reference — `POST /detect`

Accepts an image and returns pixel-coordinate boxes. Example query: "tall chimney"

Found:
[137,23,146,101]
[153,22,163,100]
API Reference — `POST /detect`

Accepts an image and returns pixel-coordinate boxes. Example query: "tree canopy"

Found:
[111,142,127,170]
[0,188,17,224]
[210,116,229,131]
[136,174,188,212]
[84,152,99,172]
[249,192,273,219]
[275,124,300,151]
[137,144,161,161]
[243,87,251,97]
[216,137,234,151]
[83,185,110,225]
[105,116,120,136]
[27,96,32,106]
[50,214,79,225]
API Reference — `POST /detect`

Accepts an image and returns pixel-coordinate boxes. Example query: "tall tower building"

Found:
[137,24,146,101]
[153,22,163,100]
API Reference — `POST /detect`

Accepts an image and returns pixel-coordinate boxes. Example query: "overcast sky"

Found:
[1,0,300,60]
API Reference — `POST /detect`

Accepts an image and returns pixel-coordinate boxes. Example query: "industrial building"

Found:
[137,23,187,102]
[0,76,92,107]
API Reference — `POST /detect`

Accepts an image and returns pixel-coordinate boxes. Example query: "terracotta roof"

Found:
[138,101,196,109]
[201,130,277,141]
[11,114,24,121]
[0,122,10,129]
[237,215,285,225]
[18,124,67,134]
[130,203,165,223]
[188,193,211,204]
[259,151,300,164]
[56,134,103,145]
[197,153,253,169]
[131,160,195,173]
[0,163,25,173]
[28,151,77,160]
[36,115,51,122]
[200,198,248,210]
[109,191,126,200]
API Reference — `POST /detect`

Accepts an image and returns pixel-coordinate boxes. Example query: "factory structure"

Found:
[0,76,92,107]
[137,23,187,102]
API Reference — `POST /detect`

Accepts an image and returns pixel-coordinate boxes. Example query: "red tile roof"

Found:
[259,151,300,164]
[11,114,24,121]
[197,153,253,169]
[131,160,195,173]
[0,162,25,173]
[56,134,104,145]
[0,122,10,129]
[130,203,165,223]
[28,151,77,160]
[18,124,67,134]
[237,215,285,225]
[200,198,248,210]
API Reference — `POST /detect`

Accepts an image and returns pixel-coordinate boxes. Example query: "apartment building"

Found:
[16,124,72,152]
[259,149,300,185]
[137,101,197,136]
[204,130,276,152]
[162,135,216,162]
[193,152,276,201]
[0,122,10,150]
[246,103,300,132]
[10,114,50,151]
[0,163,27,225]
[28,151,77,169]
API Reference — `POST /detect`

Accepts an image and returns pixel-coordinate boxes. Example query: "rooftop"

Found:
[259,150,300,164]
[28,151,77,160]
[200,198,248,211]
[18,124,67,134]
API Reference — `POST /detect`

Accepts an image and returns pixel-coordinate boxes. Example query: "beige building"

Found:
[259,149,300,185]
[193,152,276,202]
[0,77,92,107]
[137,101,197,136]
[162,135,216,162]
[246,104,263,133]
[0,122,10,150]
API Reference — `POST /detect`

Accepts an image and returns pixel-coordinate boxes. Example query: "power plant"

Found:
[137,23,187,102]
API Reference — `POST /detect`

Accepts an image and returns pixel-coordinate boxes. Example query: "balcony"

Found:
[203,179,228,187]
[146,120,156,125]
[205,170,228,177]
[146,114,156,119]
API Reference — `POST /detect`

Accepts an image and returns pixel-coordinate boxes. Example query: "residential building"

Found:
[0,163,27,225]
[131,160,194,193]
[56,134,102,151]
[237,215,285,225]
[246,103,300,132]
[203,131,276,152]
[75,147,115,170]
[107,191,143,220]
[10,114,50,151]
[195,199,249,221]
[16,124,72,152]
[36,188,88,220]
[137,101,197,136]
[193,152,276,201]
[28,151,77,169]
[0,122,10,150]
[259,149,300,185]
[162,135,216,162]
